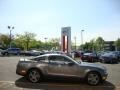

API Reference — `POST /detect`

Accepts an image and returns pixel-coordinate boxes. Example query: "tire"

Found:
[110,60,113,64]
[91,58,94,62]
[5,52,9,56]
[101,59,105,63]
[27,69,42,83]
[17,52,20,56]
[86,72,101,86]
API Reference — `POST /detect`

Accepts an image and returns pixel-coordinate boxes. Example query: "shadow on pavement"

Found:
[15,77,116,90]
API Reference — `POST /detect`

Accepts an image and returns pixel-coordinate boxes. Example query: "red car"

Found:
[81,53,98,62]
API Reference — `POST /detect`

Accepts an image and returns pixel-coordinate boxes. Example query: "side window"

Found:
[48,56,58,63]
[33,56,46,62]
[48,56,72,64]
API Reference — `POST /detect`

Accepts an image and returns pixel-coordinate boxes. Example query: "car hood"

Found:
[80,62,106,70]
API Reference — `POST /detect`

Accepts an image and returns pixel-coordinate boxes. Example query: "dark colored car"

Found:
[71,51,84,58]
[23,50,43,56]
[1,48,21,55]
[99,52,118,63]
[16,54,108,86]
[0,49,3,56]
[81,53,98,62]
[112,51,120,61]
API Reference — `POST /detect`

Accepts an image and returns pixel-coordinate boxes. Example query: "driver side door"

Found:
[46,55,79,77]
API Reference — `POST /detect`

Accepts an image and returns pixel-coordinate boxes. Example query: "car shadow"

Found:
[15,77,116,90]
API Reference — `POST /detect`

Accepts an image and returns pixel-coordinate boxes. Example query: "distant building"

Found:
[104,41,115,51]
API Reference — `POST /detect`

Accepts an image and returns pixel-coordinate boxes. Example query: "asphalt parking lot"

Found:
[0,56,120,90]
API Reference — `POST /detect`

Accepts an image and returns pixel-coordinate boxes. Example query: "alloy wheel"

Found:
[87,72,100,85]
[28,69,41,83]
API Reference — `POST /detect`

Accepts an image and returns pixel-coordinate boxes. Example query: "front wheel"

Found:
[86,72,101,86]
[27,69,42,83]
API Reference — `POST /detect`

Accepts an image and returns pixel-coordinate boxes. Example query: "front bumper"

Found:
[101,72,108,81]
[16,64,27,76]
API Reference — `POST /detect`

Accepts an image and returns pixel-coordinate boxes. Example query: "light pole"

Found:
[74,36,76,51]
[8,26,14,48]
[44,37,48,50]
[81,30,84,51]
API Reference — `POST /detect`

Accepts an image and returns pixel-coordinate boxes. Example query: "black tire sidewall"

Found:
[27,69,42,83]
[86,72,101,86]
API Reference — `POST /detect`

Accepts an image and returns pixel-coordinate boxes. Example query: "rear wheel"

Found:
[86,72,101,85]
[110,60,113,64]
[101,59,105,63]
[27,69,42,83]
[5,52,9,56]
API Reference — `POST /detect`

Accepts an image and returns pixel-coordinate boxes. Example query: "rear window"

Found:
[31,56,46,61]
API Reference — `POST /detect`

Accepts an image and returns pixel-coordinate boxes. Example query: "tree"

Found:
[115,38,120,51]
[83,42,91,50]
[95,37,104,51]
[15,32,36,50]
[0,34,10,49]
[48,38,60,51]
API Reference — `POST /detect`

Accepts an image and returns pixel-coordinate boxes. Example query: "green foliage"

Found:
[95,37,104,51]
[0,34,10,49]
[80,37,105,51]
[0,32,118,52]
[47,38,60,51]
[15,32,36,50]
[115,38,120,50]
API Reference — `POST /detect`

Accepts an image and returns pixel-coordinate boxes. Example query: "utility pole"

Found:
[8,26,14,48]
[44,37,48,50]
[74,36,76,51]
[81,30,84,51]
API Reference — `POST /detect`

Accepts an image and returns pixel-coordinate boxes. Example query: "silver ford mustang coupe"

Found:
[16,54,108,85]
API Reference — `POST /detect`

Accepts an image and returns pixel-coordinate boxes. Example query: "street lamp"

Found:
[44,37,48,43]
[81,30,84,51]
[8,26,14,48]
[44,37,48,50]
[74,36,76,51]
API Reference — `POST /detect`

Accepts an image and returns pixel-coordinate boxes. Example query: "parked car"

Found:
[24,50,43,56]
[0,49,3,56]
[97,51,106,59]
[44,51,72,57]
[81,53,98,62]
[16,54,108,85]
[112,51,120,61]
[71,51,84,58]
[1,48,21,55]
[99,52,118,63]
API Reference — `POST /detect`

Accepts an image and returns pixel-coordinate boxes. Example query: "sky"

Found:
[0,0,120,45]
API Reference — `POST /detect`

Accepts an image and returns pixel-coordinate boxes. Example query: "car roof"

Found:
[37,53,65,57]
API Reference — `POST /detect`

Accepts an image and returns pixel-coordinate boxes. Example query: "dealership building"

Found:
[104,41,116,51]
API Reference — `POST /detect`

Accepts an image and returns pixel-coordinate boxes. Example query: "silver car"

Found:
[16,54,108,85]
